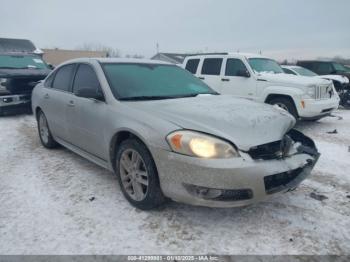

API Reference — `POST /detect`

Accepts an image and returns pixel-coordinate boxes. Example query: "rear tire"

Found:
[268,97,298,119]
[37,110,59,148]
[115,138,166,210]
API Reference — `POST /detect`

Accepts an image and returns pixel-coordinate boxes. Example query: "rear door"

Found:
[220,58,257,99]
[197,57,223,92]
[41,64,76,140]
[67,63,108,160]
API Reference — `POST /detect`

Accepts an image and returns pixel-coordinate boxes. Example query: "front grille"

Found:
[316,84,333,100]
[248,140,282,160]
[264,168,303,194]
[248,135,293,160]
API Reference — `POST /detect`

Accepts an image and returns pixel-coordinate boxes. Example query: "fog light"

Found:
[183,184,253,201]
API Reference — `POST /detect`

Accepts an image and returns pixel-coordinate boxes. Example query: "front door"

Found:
[220,58,257,100]
[66,63,108,160]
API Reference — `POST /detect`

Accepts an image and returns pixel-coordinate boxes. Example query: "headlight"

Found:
[306,85,316,99]
[167,130,239,158]
[0,78,7,91]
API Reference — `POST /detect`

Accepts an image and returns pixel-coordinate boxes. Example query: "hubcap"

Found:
[275,102,289,112]
[119,149,149,201]
[39,113,49,144]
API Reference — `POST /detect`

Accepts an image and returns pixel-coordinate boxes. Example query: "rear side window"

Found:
[73,64,101,94]
[52,64,75,92]
[201,58,223,75]
[225,59,247,76]
[185,59,200,74]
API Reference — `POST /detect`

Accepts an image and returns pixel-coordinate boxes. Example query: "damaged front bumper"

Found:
[152,129,320,208]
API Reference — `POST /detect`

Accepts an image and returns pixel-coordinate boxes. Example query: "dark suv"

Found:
[0,38,51,115]
[297,60,350,108]
[297,60,350,81]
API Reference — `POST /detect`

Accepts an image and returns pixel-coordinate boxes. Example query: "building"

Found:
[42,48,108,66]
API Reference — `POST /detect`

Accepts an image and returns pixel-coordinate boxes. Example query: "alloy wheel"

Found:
[119,149,149,201]
[39,113,49,144]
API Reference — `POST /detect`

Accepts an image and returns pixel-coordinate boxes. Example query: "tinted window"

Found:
[185,59,200,74]
[282,68,296,75]
[52,64,75,92]
[315,63,333,75]
[102,63,216,100]
[201,58,223,75]
[225,59,247,76]
[73,64,101,94]
[44,73,55,87]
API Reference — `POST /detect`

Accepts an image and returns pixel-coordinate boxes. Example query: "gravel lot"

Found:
[0,110,350,255]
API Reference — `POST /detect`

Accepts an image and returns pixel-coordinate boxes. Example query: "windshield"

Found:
[102,63,217,100]
[293,67,318,76]
[248,58,284,74]
[0,54,48,69]
[332,62,348,72]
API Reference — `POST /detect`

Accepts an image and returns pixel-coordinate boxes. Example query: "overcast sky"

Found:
[1,0,350,60]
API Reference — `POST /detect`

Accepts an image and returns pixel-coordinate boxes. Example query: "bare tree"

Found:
[77,43,121,57]
[125,54,144,59]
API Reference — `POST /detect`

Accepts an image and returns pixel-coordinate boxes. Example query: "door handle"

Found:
[67,100,75,107]
[221,78,230,82]
[198,77,205,80]
[44,94,49,99]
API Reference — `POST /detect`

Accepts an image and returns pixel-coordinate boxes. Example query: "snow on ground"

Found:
[0,110,349,255]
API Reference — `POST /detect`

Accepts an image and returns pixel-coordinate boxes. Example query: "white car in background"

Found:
[281,65,349,86]
[182,53,340,121]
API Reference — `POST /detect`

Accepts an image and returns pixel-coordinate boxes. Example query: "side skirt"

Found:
[54,137,113,171]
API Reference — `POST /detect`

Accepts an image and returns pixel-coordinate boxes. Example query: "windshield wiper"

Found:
[119,95,180,101]
[119,92,218,101]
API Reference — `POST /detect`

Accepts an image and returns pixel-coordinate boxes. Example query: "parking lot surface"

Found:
[1,110,350,254]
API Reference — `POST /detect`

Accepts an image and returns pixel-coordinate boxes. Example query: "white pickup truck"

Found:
[182,53,340,120]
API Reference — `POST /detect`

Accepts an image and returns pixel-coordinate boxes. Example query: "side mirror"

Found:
[237,69,250,78]
[47,64,55,70]
[75,88,104,101]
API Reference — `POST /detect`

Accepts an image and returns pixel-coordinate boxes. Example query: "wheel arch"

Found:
[109,129,155,172]
[34,106,43,120]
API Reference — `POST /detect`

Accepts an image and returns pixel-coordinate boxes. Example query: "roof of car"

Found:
[61,57,172,65]
[185,52,269,60]
[281,65,300,69]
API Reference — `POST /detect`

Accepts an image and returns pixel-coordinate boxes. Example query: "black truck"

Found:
[0,38,51,115]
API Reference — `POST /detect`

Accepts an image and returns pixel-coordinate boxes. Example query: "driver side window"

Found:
[73,64,102,96]
[225,59,247,76]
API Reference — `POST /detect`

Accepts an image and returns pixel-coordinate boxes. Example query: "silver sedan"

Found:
[32,58,320,210]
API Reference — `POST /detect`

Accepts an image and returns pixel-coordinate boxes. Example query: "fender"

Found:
[261,85,304,105]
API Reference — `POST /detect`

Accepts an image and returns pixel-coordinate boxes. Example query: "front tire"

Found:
[115,138,166,210]
[37,110,59,148]
[268,97,298,119]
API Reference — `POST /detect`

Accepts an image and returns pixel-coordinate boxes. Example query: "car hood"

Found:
[257,72,331,86]
[128,95,295,151]
[0,68,51,78]
[317,74,349,84]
